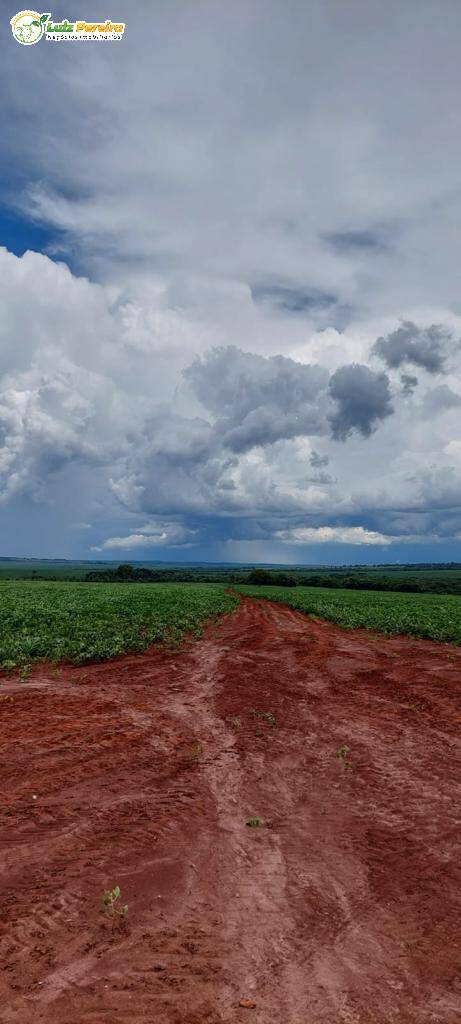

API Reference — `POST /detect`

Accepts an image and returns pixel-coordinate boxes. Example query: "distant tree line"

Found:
[82,563,461,596]
[245,567,461,594]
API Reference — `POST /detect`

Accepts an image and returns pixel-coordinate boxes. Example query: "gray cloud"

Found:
[400,373,418,395]
[251,283,337,314]
[310,451,329,468]
[184,346,330,452]
[323,228,389,253]
[373,321,450,373]
[422,385,461,414]
[2,249,461,559]
[328,364,394,441]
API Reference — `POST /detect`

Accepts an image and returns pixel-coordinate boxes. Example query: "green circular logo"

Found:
[10,11,46,45]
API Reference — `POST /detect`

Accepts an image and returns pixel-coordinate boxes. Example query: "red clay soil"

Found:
[1,598,461,1024]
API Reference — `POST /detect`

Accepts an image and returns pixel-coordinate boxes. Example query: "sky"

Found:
[1,0,461,565]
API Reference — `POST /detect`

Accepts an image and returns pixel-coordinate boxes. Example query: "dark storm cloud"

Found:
[185,346,399,455]
[184,346,330,452]
[373,321,450,373]
[328,363,394,441]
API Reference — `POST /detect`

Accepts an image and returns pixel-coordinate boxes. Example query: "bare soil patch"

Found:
[1,598,461,1023]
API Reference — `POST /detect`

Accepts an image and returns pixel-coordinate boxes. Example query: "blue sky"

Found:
[1,0,461,564]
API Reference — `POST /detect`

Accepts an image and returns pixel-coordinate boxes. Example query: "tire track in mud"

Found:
[1,597,461,1022]
[167,633,303,1021]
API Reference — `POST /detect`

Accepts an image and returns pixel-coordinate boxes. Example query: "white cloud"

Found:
[275,526,394,546]
[95,522,196,550]
[2,248,461,555]
[445,441,461,459]
[99,534,168,550]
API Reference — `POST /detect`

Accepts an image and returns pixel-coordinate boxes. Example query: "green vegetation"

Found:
[238,584,461,644]
[240,565,461,596]
[251,709,277,728]
[102,885,128,918]
[0,581,238,669]
[191,741,203,762]
[4,558,461,597]
[2,569,461,674]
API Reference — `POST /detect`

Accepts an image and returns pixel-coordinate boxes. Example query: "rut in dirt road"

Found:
[1,597,461,1024]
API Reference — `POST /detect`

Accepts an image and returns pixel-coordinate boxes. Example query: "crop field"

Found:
[0,580,238,669]
[238,584,461,644]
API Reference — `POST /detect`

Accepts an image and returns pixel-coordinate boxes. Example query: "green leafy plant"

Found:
[102,885,128,918]
[19,664,31,681]
[251,709,277,728]
[245,815,273,829]
[31,13,51,26]
[336,743,350,760]
[0,581,238,670]
[237,583,461,646]
[191,741,203,761]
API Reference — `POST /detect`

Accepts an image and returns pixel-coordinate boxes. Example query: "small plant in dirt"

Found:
[246,815,272,829]
[336,744,350,761]
[251,709,277,728]
[191,741,203,762]
[102,885,128,918]
[19,664,31,681]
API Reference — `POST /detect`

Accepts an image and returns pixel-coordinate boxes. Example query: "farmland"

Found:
[238,584,461,644]
[2,577,461,672]
[3,558,461,596]
[2,595,461,1023]
[0,580,238,669]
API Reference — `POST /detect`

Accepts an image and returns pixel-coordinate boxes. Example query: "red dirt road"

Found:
[2,598,461,1023]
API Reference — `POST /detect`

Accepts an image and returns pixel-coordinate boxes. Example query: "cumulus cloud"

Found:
[184,346,330,451]
[373,322,451,374]
[275,526,394,546]
[328,364,394,440]
[1,241,461,559]
[0,369,113,503]
[94,522,196,550]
